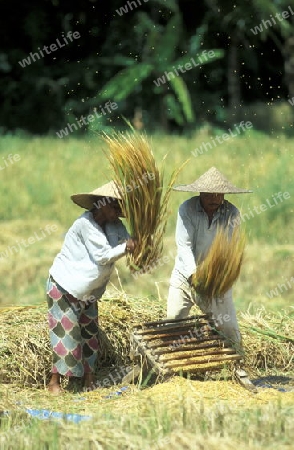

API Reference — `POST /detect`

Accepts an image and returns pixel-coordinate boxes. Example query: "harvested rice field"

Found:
[1,376,294,450]
[1,133,293,449]
[0,300,293,449]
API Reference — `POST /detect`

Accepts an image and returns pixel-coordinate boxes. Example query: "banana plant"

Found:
[96,8,224,129]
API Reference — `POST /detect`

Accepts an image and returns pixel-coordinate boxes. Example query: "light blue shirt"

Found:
[170,196,240,283]
[49,211,129,301]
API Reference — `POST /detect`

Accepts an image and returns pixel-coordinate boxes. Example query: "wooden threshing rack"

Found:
[124,315,256,390]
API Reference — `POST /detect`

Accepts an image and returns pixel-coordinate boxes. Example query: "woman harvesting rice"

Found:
[167,167,252,349]
[46,181,136,395]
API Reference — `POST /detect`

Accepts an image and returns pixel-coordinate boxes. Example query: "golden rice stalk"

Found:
[191,227,246,301]
[102,131,183,272]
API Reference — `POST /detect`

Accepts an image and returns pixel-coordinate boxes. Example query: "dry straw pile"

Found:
[0,297,164,388]
[0,300,293,388]
[102,131,183,272]
[191,227,246,301]
[240,308,294,376]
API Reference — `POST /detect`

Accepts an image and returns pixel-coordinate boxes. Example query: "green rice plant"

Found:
[102,131,184,272]
[0,132,293,307]
[191,227,246,301]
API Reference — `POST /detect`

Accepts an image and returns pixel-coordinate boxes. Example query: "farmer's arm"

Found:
[83,219,133,265]
[226,202,241,235]
[175,203,197,281]
[104,220,130,247]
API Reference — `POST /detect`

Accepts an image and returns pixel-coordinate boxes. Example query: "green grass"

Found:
[1,130,293,238]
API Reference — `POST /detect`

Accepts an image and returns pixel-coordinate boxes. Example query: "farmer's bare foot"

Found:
[47,373,63,395]
[47,383,63,395]
[83,373,96,390]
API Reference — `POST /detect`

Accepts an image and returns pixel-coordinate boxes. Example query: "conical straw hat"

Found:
[173,167,252,194]
[71,181,122,210]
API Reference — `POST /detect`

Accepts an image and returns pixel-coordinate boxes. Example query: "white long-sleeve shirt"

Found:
[170,196,240,283]
[49,211,129,301]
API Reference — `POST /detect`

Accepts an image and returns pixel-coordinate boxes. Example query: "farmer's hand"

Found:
[187,275,193,286]
[126,238,137,254]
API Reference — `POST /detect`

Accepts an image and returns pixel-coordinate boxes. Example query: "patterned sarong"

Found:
[46,277,99,377]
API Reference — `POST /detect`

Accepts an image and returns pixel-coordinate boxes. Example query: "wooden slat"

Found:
[134,322,216,336]
[152,341,225,355]
[135,331,220,342]
[133,314,211,328]
[171,364,228,373]
[164,354,242,369]
[159,348,236,362]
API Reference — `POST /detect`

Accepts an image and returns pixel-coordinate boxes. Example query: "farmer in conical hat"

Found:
[167,167,252,348]
[46,181,137,395]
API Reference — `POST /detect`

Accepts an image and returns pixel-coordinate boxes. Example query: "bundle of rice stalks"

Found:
[102,131,183,272]
[191,227,246,301]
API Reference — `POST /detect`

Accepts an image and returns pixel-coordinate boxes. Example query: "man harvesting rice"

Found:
[46,181,136,395]
[167,167,252,349]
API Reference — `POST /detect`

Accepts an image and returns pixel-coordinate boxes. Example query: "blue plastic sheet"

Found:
[103,386,129,399]
[24,408,92,423]
[5,385,130,425]
[251,376,293,392]
[20,386,129,422]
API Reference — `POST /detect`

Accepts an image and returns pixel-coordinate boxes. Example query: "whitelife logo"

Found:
[56,101,118,138]
[116,0,149,16]
[191,121,253,157]
[18,31,81,68]
[229,192,291,228]
[0,225,58,261]
[153,50,216,87]
[250,5,294,35]
[266,276,294,299]
[92,172,155,210]
[0,153,21,170]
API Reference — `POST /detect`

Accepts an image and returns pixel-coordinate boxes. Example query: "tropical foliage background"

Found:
[1,0,294,134]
